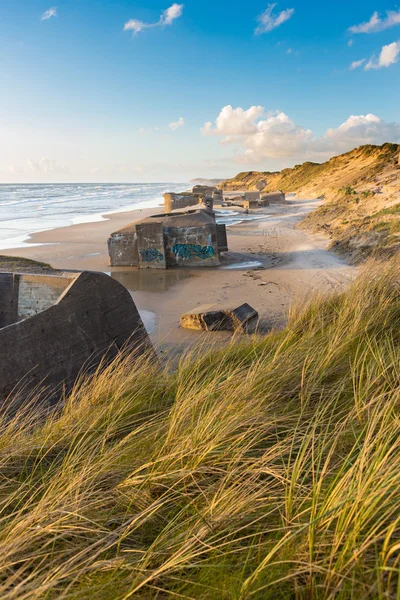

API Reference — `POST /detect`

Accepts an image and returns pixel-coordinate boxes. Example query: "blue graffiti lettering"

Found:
[172,243,215,260]
[140,248,164,262]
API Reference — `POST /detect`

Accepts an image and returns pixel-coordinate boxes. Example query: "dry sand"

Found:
[1,198,356,353]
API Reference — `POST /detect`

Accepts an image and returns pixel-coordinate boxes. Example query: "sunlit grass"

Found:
[0,259,399,598]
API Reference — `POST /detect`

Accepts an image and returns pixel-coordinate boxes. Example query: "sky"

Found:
[0,0,399,183]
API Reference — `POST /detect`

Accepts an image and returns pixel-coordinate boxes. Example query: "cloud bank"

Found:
[202,105,400,163]
[349,9,400,34]
[124,3,183,35]
[28,157,65,174]
[255,3,295,34]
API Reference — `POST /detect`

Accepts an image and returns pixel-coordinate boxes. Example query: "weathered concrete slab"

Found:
[261,191,286,204]
[192,185,217,198]
[163,193,201,213]
[0,271,154,407]
[0,273,19,328]
[136,220,166,269]
[18,274,74,318]
[244,192,261,201]
[164,214,220,267]
[216,224,228,253]
[180,304,226,331]
[181,303,258,333]
[108,230,139,267]
[227,304,259,333]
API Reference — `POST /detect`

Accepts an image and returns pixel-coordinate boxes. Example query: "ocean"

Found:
[0,183,269,251]
[0,183,187,250]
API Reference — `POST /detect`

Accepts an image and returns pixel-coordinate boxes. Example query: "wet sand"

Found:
[1,198,356,352]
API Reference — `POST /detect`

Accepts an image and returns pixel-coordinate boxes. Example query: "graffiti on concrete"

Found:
[172,243,215,260]
[139,248,164,262]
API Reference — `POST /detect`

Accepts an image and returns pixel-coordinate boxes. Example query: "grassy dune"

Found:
[1,259,400,598]
[221,144,400,262]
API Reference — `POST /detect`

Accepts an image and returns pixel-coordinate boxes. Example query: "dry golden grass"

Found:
[0,259,399,598]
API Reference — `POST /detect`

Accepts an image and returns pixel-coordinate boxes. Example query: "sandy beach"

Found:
[1,197,356,352]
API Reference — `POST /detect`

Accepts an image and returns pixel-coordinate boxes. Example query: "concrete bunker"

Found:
[260,191,286,204]
[108,209,228,269]
[0,271,154,406]
[223,190,285,209]
[163,185,220,213]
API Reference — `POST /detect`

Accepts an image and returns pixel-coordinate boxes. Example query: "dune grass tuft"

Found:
[0,259,399,598]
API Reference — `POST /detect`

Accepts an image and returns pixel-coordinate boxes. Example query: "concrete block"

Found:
[165,225,219,267]
[163,193,200,213]
[216,224,228,253]
[180,305,226,331]
[181,303,258,333]
[227,304,259,333]
[136,221,166,270]
[0,271,155,408]
[192,185,217,196]
[0,273,19,328]
[261,191,286,204]
[108,232,139,267]
[244,192,261,201]
[18,275,73,318]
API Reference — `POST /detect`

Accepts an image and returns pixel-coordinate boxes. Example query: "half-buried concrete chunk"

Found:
[0,270,155,408]
[181,303,258,333]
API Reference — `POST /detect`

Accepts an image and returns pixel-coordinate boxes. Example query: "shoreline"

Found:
[0,182,189,252]
[1,205,164,271]
[0,197,356,354]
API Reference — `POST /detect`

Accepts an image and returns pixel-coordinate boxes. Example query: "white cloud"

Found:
[202,105,400,163]
[349,9,400,34]
[365,40,400,69]
[28,157,65,174]
[349,58,366,70]
[315,114,400,153]
[202,105,264,136]
[124,3,183,35]
[41,7,57,20]
[169,117,185,131]
[348,39,354,47]
[124,20,148,35]
[255,3,295,34]
[160,3,184,25]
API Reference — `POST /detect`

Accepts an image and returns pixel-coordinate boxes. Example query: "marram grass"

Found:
[0,259,400,599]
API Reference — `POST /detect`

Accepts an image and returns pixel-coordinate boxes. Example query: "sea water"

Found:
[0,183,187,250]
[0,183,269,251]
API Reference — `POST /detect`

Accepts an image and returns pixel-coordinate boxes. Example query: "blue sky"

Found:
[0,0,399,182]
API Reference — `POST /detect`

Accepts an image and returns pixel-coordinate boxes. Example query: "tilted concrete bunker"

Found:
[163,185,221,213]
[261,191,286,204]
[223,190,285,209]
[0,271,154,406]
[108,209,228,269]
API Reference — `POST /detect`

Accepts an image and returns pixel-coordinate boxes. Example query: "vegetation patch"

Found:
[0,255,55,273]
[0,261,399,598]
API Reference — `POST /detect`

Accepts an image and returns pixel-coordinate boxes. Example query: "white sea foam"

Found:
[0,183,187,250]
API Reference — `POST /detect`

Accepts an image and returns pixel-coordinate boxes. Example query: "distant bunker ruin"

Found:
[224,190,286,209]
[0,271,154,407]
[163,185,222,213]
[108,209,228,269]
